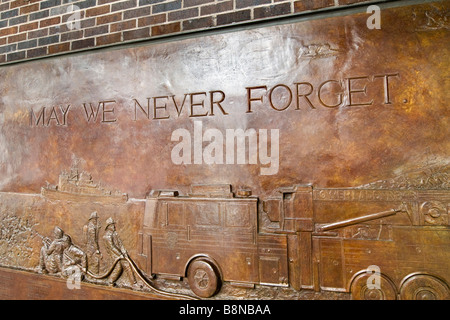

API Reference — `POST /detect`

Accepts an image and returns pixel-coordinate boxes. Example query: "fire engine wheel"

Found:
[187,259,221,298]
[350,272,397,300]
[399,274,450,300]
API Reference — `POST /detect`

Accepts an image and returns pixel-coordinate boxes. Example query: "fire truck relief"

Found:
[1,162,446,300]
[136,177,449,300]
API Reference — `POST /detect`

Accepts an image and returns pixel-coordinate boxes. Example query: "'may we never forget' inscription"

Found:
[1,1,448,198]
[29,72,399,126]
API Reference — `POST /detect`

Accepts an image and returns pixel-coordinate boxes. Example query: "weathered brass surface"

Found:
[0,266,160,300]
[0,1,449,300]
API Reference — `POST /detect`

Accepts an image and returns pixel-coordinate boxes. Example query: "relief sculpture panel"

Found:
[0,1,448,300]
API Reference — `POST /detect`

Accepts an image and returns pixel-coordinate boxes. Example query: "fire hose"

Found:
[36,230,198,300]
[70,252,198,300]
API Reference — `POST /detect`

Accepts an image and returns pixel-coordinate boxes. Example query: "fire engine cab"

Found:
[137,183,450,299]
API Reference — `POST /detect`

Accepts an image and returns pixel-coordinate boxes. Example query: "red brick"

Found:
[49,24,69,35]
[28,28,49,39]
[0,3,10,12]
[20,3,39,14]
[236,0,271,9]
[184,0,214,8]
[98,0,120,4]
[216,10,251,26]
[71,38,95,50]
[27,47,47,59]
[294,0,335,12]
[182,16,214,31]
[39,17,61,28]
[61,11,86,24]
[123,7,150,19]
[0,0,384,65]
[168,8,198,21]
[7,50,26,62]
[111,0,137,12]
[10,0,29,9]
[123,27,150,41]
[19,22,39,33]
[151,22,181,36]
[0,26,18,37]
[86,5,111,17]
[138,14,166,27]
[80,18,96,29]
[110,19,136,32]
[96,32,122,46]
[152,0,181,14]
[97,12,122,25]
[7,32,26,44]
[254,3,292,19]
[339,0,370,4]
[61,30,83,41]
[48,42,71,54]
[84,25,109,37]
[200,0,233,16]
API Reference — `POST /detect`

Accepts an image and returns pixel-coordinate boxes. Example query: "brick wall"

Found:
[0,0,380,65]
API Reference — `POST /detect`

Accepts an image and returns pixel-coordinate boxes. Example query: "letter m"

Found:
[226,128,257,165]
[30,107,45,126]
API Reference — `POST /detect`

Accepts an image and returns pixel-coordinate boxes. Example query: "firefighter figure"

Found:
[38,226,66,274]
[61,234,87,280]
[83,211,102,274]
[103,217,137,287]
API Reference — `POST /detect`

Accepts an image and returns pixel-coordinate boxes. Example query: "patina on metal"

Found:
[0,0,448,300]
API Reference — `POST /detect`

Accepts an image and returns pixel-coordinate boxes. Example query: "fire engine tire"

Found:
[187,259,221,298]
[350,272,397,300]
[399,274,450,300]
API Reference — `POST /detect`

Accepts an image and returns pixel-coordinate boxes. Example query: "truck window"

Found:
[225,203,251,228]
[143,198,158,228]
[167,202,185,227]
[187,202,220,228]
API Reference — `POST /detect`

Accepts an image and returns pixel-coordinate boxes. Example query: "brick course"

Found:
[0,0,379,64]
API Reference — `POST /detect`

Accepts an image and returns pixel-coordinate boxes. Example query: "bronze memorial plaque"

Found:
[0,0,448,301]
